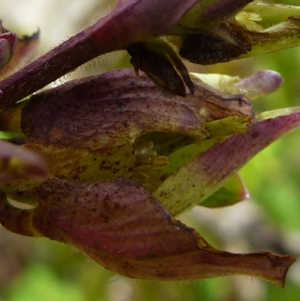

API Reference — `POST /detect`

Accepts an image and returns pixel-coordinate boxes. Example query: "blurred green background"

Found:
[1,1,300,300]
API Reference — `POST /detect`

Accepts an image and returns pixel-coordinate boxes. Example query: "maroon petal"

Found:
[18,69,253,185]
[0,177,294,286]
[21,68,253,149]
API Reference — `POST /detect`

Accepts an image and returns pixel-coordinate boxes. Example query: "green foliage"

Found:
[6,263,83,301]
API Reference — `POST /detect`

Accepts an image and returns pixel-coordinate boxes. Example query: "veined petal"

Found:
[0,177,295,287]
[155,110,300,215]
[0,69,251,189]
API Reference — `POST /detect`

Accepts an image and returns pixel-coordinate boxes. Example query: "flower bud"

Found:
[0,32,17,70]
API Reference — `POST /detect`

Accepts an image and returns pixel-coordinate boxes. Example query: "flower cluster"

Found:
[1,0,300,287]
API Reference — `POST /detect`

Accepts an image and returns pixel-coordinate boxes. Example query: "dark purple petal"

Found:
[0,177,295,286]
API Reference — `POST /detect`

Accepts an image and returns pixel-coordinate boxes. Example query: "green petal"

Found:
[200,174,249,208]
[154,110,300,215]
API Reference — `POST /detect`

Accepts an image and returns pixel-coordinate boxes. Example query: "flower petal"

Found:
[21,69,253,149]
[0,0,199,108]
[200,174,249,208]
[155,110,300,215]
[171,0,253,34]
[0,140,48,183]
[0,29,39,78]
[0,27,17,71]
[0,177,295,286]
[192,70,283,100]
[178,2,300,64]
[16,69,252,187]
[127,40,194,96]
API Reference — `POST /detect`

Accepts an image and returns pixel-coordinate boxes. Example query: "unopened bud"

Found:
[0,32,18,70]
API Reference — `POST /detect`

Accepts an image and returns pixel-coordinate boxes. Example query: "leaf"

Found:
[0,177,295,287]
